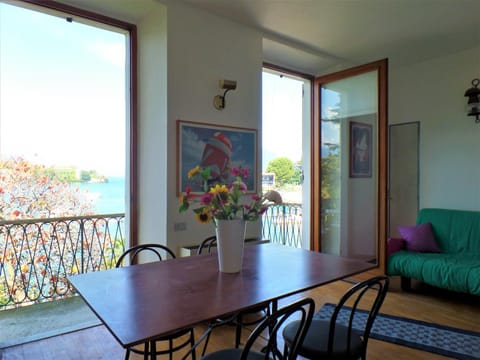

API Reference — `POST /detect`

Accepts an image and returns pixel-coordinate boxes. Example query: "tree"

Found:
[0,157,94,220]
[291,160,303,185]
[266,157,295,186]
[0,158,110,307]
[321,153,340,204]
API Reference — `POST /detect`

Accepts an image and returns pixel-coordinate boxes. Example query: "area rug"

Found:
[315,303,480,360]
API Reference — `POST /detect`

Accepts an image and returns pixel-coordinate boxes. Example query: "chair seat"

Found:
[201,348,269,360]
[283,319,364,360]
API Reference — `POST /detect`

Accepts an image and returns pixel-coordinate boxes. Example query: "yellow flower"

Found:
[209,184,228,195]
[188,166,201,178]
[195,209,212,224]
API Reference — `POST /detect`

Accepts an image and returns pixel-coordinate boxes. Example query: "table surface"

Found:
[68,244,374,348]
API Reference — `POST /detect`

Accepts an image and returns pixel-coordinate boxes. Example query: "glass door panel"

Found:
[320,71,378,262]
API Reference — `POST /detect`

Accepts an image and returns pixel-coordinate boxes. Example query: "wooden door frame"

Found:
[311,59,388,273]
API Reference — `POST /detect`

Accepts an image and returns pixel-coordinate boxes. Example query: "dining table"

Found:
[68,243,375,356]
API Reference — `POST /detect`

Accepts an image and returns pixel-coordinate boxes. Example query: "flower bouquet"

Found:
[179,165,273,225]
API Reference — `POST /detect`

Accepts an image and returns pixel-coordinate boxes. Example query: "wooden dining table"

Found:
[68,243,374,354]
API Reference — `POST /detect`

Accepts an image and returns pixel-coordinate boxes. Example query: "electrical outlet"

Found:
[174,222,187,231]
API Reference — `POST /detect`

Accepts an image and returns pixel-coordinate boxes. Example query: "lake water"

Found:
[77,176,125,214]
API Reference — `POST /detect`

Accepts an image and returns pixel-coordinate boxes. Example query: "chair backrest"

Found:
[327,275,389,357]
[241,297,315,360]
[116,243,176,267]
[197,235,217,255]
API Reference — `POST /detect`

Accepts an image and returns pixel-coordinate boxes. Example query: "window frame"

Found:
[14,0,138,246]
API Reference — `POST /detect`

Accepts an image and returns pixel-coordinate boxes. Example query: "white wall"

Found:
[390,45,480,211]
[136,3,168,249]
[164,2,263,252]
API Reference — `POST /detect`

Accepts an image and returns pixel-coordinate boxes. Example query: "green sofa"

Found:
[387,208,480,295]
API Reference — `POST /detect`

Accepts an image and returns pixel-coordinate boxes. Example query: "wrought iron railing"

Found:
[0,214,125,309]
[0,206,302,309]
[262,203,302,248]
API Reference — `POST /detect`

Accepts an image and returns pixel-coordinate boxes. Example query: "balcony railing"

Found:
[262,203,302,248]
[0,205,302,309]
[0,214,125,309]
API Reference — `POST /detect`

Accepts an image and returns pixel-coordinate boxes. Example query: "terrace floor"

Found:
[0,296,100,348]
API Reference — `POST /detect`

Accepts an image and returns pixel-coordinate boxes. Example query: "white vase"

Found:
[215,218,246,273]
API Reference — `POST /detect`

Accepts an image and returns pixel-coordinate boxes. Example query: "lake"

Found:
[77,176,125,214]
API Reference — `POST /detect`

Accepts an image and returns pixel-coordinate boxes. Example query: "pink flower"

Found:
[238,182,247,193]
[200,192,214,205]
[231,167,242,177]
[258,207,268,215]
[251,194,261,201]
[242,168,249,179]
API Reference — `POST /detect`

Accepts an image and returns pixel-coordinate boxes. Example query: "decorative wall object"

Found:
[350,121,372,178]
[177,120,257,194]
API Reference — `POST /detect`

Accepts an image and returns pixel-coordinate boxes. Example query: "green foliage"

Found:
[290,161,303,185]
[266,157,295,185]
[80,170,91,182]
[321,153,340,203]
[49,166,77,182]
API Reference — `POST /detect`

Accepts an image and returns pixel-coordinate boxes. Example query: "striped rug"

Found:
[315,303,480,360]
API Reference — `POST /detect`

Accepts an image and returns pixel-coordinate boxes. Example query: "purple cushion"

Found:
[387,237,405,256]
[397,222,441,252]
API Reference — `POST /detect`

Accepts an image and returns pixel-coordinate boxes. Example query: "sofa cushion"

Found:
[387,237,405,257]
[397,222,440,253]
[417,208,480,254]
[388,251,480,295]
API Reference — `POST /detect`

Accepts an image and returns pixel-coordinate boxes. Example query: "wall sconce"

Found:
[213,79,237,110]
[464,78,480,123]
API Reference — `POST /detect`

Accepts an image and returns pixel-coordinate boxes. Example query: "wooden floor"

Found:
[2,272,479,359]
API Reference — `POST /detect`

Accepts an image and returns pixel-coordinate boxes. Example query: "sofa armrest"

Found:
[387,237,405,256]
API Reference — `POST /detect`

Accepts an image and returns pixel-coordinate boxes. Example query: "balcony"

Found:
[0,214,126,309]
[0,205,302,347]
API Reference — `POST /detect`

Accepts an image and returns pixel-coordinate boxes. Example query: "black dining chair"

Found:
[116,244,197,360]
[196,236,273,353]
[201,297,315,360]
[282,275,390,360]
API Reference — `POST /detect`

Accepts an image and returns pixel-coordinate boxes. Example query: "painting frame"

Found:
[349,121,372,178]
[177,119,258,195]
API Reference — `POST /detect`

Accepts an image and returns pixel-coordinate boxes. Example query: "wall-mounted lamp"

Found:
[464,78,480,123]
[213,79,237,110]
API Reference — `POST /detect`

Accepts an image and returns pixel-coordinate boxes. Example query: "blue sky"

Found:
[262,72,303,171]
[0,2,340,178]
[0,2,126,176]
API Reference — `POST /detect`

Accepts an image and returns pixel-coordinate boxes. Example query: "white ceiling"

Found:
[180,0,480,75]
[52,0,480,75]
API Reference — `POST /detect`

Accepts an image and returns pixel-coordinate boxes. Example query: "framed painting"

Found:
[349,121,372,178]
[177,120,258,194]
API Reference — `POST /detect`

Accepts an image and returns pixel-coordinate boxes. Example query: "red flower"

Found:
[200,192,214,205]
[230,167,242,177]
[185,186,196,200]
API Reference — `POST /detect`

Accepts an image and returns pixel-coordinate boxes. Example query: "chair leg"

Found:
[143,342,149,360]
[235,314,243,348]
[190,329,197,360]
[201,328,213,356]
[124,348,130,360]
